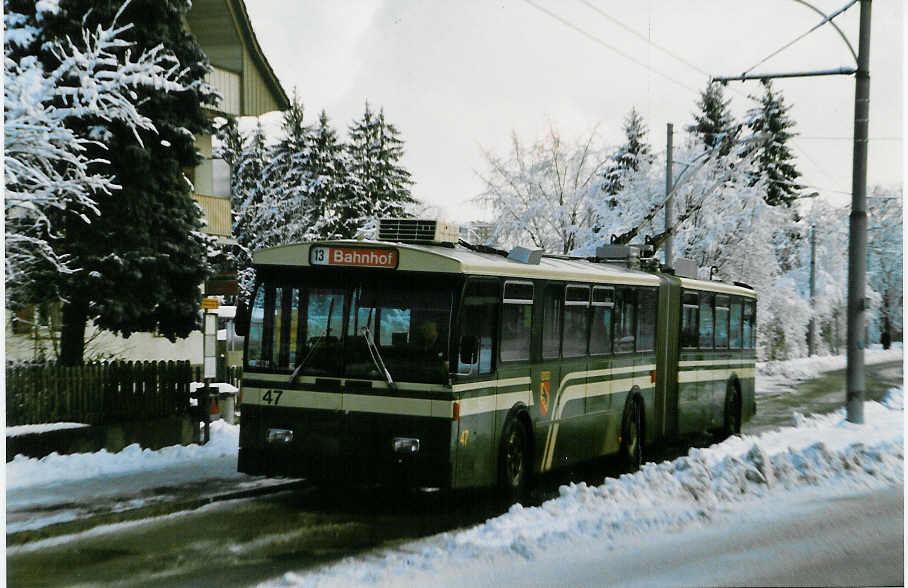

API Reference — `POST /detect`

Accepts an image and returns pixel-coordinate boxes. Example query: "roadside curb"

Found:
[7,480,308,547]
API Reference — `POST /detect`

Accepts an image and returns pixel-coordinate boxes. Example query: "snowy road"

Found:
[6,351,904,586]
[375,484,904,588]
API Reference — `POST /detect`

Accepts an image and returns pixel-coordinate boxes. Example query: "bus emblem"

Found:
[540,380,550,416]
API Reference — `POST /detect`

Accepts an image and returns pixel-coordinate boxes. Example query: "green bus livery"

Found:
[236,220,757,496]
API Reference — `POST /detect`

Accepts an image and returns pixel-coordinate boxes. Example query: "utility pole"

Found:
[713,0,871,423]
[664,123,674,267]
[845,0,871,423]
[808,225,816,356]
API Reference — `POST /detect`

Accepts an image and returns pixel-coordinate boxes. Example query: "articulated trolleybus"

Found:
[237,219,757,497]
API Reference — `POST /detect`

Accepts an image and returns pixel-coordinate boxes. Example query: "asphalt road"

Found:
[7,360,904,587]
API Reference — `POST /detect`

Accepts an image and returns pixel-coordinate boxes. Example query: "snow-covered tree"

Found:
[306,110,351,239]
[343,102,415,238]
[602,108,652,199]
[687,82,739,156]
[257,93,321,245]
[6,0,220,364]
[4,1,189,305]
[866,186,903,347]
[477,126,609,254]
[796,201,849,354]
[743,80,802,207]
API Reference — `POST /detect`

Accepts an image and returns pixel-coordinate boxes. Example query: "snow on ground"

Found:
[6,422,89,437]
[265,387,904,587]
[6,420,239,490]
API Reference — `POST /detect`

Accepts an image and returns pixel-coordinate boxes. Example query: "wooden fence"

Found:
[6,360,192,427]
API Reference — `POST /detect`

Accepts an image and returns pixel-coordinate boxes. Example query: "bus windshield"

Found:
[246,272,456,384]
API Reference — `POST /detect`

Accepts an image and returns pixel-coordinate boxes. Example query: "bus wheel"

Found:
[620,397,643,473]
[721,388,742,440]
[499,417,529,504]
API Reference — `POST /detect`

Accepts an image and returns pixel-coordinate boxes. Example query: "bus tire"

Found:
[498,416,530,504]
[620,396,644,473]
[720,385,742,440]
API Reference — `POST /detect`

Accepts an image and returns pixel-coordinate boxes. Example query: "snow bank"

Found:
[757,346,902,383]
[6,421,239,490]
[270,388,904,587]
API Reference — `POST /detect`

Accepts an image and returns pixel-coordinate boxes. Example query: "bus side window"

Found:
[715,295,730,349]
[681,291,699,348]
[615,287,636,353]
[563,285,590,357]
[730,298,743,348]
[458,280,499,375]
[743,301,754,349]
[636,287,657,351]
[699,293,714,349]
[542,283,563,359]
[501,281,533,361]
[590,286,614,355]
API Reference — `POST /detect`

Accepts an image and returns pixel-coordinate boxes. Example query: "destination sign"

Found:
[310,246,398,269]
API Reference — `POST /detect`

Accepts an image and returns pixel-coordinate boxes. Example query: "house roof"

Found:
[187,0,290,115]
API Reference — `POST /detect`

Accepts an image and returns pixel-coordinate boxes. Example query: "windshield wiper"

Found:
[288,297,335,383]
[360,325,395,388]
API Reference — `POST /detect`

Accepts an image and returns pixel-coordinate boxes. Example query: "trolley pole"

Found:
[713,0,871,423]
[664,123,674,267]
[845,0,871,423]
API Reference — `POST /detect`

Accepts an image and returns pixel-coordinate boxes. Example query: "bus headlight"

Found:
[267,428,294,444]
[392,437,420,454]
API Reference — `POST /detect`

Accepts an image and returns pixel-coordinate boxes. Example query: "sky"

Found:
[242,0,903,223]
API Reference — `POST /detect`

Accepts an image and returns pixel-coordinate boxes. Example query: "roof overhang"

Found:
[187,0,290,114]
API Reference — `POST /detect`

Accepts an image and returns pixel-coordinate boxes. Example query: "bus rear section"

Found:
[237,267,461,488]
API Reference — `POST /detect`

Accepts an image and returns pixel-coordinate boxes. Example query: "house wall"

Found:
[6,313,202,364]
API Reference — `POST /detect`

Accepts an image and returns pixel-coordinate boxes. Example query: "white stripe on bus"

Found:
[242,387,533,418]
[678,359,756,368]
[677,367,755,384]
[540,368,656,472]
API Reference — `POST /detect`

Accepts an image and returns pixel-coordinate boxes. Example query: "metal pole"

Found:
[808,225,816,356]
[846,0,871,423]
[664,123,674,266]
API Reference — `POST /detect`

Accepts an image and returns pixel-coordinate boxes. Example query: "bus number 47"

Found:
[262,389,283,405]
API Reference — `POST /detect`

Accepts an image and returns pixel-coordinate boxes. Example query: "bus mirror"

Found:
[459,335,478,365]
[235,299,250,337]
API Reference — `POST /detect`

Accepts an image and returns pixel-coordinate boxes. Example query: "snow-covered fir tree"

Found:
[343,102,416,238]
[5,0,217,364]
[258,93,322,244]
[743,80,803,207]
[602,108,652,199]
[687,82,739,156]
[304,110,349,239]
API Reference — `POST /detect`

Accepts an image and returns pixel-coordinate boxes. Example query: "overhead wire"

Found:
[520,0,703,96]
[575,0,711,78]
[571,0,758,104]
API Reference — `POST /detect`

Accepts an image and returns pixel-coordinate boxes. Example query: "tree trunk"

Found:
[60,300,88,365]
